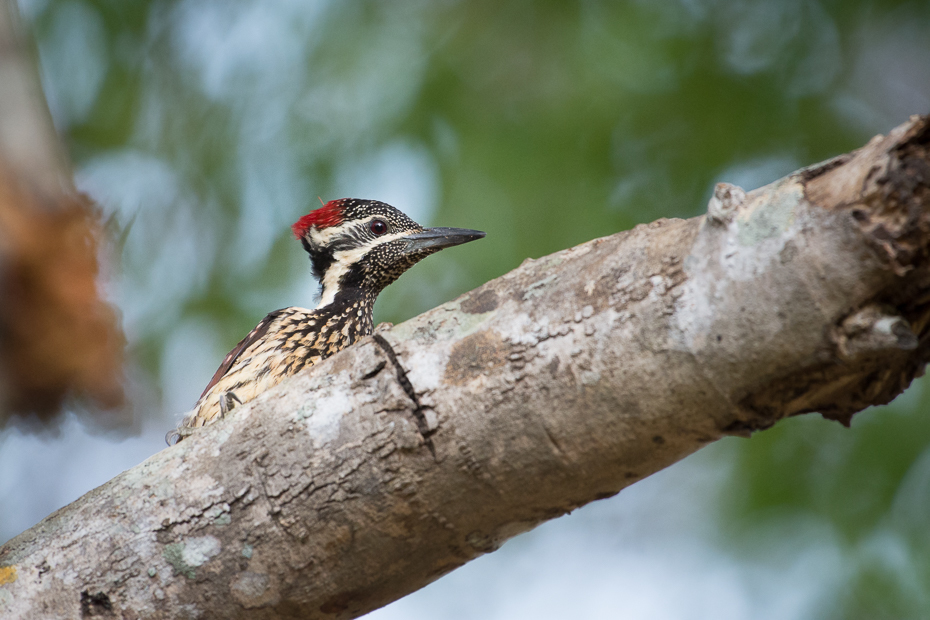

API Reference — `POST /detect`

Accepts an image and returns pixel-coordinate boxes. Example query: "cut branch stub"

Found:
[706,181,746,225]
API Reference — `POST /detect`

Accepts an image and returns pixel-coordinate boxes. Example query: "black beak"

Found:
[402,227,486,254]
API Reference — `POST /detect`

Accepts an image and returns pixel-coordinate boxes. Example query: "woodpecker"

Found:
[168,198,484,443]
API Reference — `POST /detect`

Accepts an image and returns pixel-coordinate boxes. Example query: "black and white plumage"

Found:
[168,198,484,443]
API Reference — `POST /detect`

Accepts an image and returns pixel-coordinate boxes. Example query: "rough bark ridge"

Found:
[1,116,929,619]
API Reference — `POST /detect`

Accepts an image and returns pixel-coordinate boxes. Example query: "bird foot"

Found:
[220,391,242,418]
[165,425,197,446]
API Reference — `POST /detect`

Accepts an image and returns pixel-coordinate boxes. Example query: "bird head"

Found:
[292,198,485,308]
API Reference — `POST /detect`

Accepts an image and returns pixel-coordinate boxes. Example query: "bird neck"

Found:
[316,285,377,331]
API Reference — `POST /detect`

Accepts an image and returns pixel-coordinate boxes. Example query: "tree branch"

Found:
[1,116,928,619]
[0,0,72,193]
[0,0,123,423]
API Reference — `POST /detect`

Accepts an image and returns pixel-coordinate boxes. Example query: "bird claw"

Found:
[165,425,197,446]
[220,391,242,418]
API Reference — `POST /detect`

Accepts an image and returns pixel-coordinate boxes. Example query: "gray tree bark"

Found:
[1,116,928,619]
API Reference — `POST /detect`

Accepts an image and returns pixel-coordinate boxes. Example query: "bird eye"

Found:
[370,219,388,235]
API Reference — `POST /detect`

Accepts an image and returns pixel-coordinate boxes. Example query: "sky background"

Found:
[2,0,930,617]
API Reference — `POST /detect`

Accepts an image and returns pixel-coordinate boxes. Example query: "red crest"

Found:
[292,200,345,238]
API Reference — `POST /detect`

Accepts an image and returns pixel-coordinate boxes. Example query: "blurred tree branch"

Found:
[1,116,928,618]
[0,0,122,424]
[0,0,71,193]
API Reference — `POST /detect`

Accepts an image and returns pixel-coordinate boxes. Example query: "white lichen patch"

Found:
[403,346,445,392]
[391,304,495,343]
[182,536,221,566]
[581,370,601,386]
[202,415,238,454]
[452,309,496,337]
[163,535,222,579]
[497,312,537,347]
[674,179,812,355]
[523,274,558,299]
[736,179,801,247]
[300,386,353,447]
[231,571,270,600]
[183,475,225,508]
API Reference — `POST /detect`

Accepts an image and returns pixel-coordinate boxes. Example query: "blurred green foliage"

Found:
[20,0,930,615]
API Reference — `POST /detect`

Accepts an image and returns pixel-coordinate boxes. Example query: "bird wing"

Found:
[198,308,288,400]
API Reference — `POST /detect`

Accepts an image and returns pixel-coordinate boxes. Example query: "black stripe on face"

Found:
[328,222,375,254]
[303,237,334,282]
